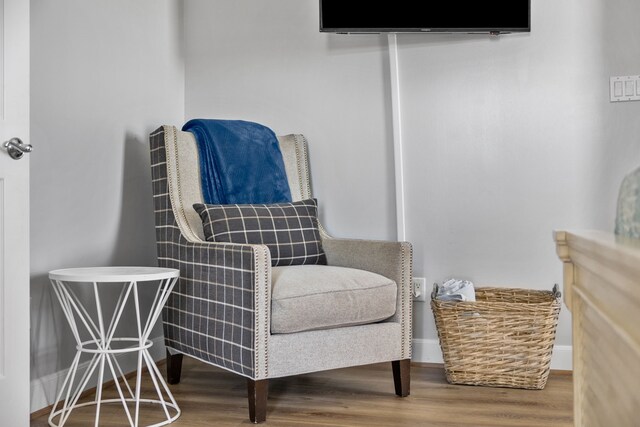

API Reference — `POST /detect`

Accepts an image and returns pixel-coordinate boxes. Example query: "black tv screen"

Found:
[320,0,530,34]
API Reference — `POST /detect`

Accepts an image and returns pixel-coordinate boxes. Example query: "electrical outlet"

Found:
[412,277,427,302]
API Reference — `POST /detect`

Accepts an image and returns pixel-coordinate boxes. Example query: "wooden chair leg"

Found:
[247,379,268,423]
[166,350,183,385]
[392,359,411,397]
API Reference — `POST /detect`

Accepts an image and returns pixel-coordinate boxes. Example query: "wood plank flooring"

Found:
[31,357,573,426]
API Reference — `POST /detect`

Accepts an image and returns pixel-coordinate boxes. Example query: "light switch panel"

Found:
[611,76,640,102]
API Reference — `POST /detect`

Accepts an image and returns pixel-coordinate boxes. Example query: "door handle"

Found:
[3,137,33,160]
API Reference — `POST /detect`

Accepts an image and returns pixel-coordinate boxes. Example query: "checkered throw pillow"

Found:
[193,198,327,267]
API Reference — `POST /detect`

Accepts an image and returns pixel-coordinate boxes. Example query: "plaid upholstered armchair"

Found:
[149,125,413,423]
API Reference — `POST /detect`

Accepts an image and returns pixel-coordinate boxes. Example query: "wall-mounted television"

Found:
[319,0,531,35]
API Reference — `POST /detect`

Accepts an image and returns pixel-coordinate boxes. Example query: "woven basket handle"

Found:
[552,283,562,299]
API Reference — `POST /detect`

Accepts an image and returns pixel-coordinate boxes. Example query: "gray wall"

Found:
[402,0,640,347]
[183,0,640,358]
[30,0,184,411]
[184,0,397,240]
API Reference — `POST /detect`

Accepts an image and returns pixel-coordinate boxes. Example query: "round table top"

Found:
[49,266,180,283]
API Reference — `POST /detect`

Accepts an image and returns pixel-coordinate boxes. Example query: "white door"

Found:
[0,0,30,425]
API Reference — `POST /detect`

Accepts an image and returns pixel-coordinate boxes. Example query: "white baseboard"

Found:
[412,338,572,371]
[30,335,166,413]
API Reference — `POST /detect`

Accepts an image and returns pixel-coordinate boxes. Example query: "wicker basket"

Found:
[431,284,561,390]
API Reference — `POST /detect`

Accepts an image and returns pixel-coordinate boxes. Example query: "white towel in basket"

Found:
[435,278,476,302]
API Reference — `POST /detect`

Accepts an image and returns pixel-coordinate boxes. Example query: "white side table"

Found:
[48,267,180,427]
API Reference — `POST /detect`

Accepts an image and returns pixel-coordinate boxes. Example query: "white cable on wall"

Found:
[388,33,406,241]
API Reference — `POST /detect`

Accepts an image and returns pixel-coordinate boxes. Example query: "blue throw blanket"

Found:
[182,119,292,205]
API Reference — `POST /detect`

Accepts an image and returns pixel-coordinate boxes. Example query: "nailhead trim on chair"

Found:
[294,134,334,240]
[401,242,413,359]
[292,137,306,200]
[293,134,312,200]
[253,246,270,379]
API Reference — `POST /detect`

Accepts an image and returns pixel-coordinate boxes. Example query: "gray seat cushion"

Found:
[271,265,397,334]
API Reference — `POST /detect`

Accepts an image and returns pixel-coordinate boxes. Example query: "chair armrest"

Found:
[322,237,412,283]
[160,239,271,379]
[322,237,413,358]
